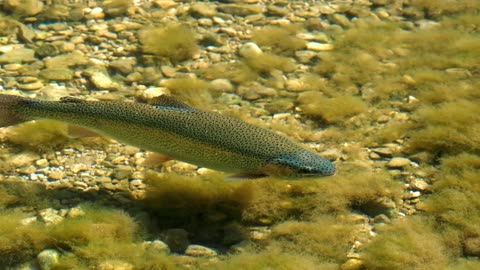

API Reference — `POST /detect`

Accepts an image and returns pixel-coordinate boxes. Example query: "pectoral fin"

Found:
[67,125,101,138]
[143,152,172,167]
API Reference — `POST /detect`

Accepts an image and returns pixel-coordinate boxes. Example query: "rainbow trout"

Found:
[0,94,335,179]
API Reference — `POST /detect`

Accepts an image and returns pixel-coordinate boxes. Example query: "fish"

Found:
[0,94,336,179]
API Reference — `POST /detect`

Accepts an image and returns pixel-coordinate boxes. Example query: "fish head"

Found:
[263,151,336,178]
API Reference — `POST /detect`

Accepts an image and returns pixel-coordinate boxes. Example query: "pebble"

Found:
[160,66,177,78]
[112,165,133,180]
[109,58,136,75]
[67,206,85,218]
[295,50,317,63]
[96,260,133,270]
[184,245,218,257]
[406,190,422,199]
[40,68,75,81]
[237,83,277,100]
[249,227,271,240]
[143,240,170,253]
[141,87,171,100]
[20,216,38,226]
[386,157,411,168]
[0,47,35,63]
[341,258,364,270]
[238,42,263,58]
[39,208,64,225]
[48,170,65,180]
[410,179,429,191]
[306,42,334,51]
[190,2,217,18]
[18,81,44,91]
[210,78,234,92]
[89,7,105,19]
[87,71,120,90]
[10,152,41,167]
[37,249,60,270]
[371,147,393,157]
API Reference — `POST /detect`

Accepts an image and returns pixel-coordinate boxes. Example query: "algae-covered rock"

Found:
[139,24,199,63]
[37,249,60,270]
[362,217,448,270]
[35,44,61,58]
[39,68,74,81]
[189,2,217,18]
[3,0,44,17]
[102,0,132,17]
[386,157,411,168]
[109,58,136,75]
[0,47,35,64]
[143,240,170,254]
[162,228,189,253]
[44,51,88,69]
[84,70,120,91]
[96,260,133,270]
[297,92,367,123]
[184,244,218,257]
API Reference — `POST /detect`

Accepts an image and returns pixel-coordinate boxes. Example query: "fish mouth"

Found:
[324,169,336,176]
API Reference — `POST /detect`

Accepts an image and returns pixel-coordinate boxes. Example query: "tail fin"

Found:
[0,94,28,127]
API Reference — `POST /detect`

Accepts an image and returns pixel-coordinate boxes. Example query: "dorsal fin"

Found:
[149,95,196,111]
[60,97,88,103]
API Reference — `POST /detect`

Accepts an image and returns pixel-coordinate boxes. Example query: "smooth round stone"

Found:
[37,249,60,270]
[386,157,411,168]
[89,71,119,90]
[210,78,233,92]
[18,81,44,91]
[184,244,218,257]
[306,42,334,51]
[67,206,85,218]
[143,240,170,254]
[239,42,262,58]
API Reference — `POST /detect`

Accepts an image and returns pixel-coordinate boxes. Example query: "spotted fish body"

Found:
[0,94,336,178]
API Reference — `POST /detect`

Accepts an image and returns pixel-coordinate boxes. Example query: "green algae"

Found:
[0,198,176,269]
[210,246,331,270]
[101,0,132,17]
[5,120,70,149]
[243,52,295,74]
[407,100,480,154]
[362,217,449,270]
[0,182,61,210]
[269,216,357,262]
[420,154,480,257]
[199,62,258,84]
[139,24,199,63]
[297,91,368,123]
[361,153,480,268]
[409,0,479,17]
[251,25,306,56]
[162,78,214,108]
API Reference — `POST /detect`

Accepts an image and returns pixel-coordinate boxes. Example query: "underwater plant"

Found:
[408,0,479,17]
[362,217,449,270]
[139,24,199,63]
[5,120,70,150]
[407,100,480,154]
[251,25,306,56]
[297,92,368,123]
